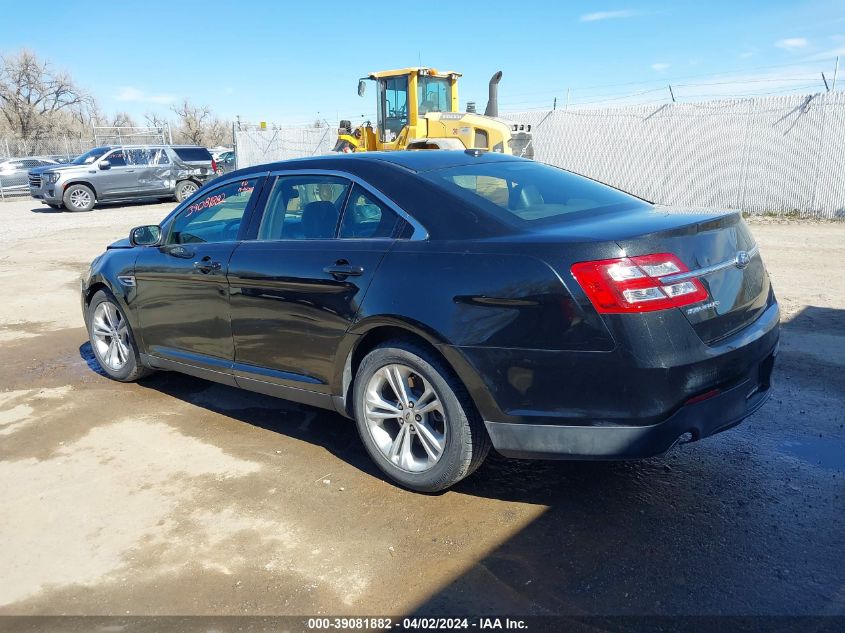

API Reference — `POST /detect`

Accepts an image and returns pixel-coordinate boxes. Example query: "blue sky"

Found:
[3,0,845,125]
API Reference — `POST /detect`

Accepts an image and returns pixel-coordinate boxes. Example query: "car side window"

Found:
[338,185,401,239]
[257,175,350,240]
[150,149,170,165]
[167,178,259,245]
[106,150,127,167]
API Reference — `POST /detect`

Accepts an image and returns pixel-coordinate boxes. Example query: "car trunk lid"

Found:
[613,208,771,344]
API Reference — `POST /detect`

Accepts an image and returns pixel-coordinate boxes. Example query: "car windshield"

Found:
[422,160,650,226]
[71,147,110,165]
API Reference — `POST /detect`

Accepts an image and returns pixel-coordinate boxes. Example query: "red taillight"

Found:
[211,158,218,173]
[571,253,708,313]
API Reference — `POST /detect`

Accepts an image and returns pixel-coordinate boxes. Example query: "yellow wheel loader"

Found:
[333,68,533,158]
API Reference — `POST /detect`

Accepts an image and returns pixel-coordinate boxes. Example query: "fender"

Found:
[83,251,143,345]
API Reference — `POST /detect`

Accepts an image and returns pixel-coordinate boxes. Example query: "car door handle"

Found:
[323,262,364,279]
[194,257,222,273]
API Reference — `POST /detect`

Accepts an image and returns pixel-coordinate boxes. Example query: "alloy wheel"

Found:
[180,182,197,199]
[90,301,131,370]
[363,364,447,473]
[69,188,91,209]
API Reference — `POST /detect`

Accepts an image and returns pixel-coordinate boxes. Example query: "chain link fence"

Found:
[0,137,98,199]
[234,92,845,219]
[5,94,845,216]
[0,128,169,199]
[506,91,845,218]
[233,123,336,168]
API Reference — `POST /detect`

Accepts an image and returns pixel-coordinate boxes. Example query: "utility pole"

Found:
[822,72,830,92]
[565,88,570,110]
[553,97,557,111]
[668,84,676,103]
[833,56,840,91]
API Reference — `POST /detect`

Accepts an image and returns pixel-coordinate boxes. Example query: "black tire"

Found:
[86,289,152,382]
[174,180,198,202]
[352,340,491,492]
[62,183,96,212]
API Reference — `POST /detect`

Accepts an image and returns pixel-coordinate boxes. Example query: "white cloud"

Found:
[116,87,175,105]
[580,9,638,22]
[651,63,671,72]
[775,38,809,51]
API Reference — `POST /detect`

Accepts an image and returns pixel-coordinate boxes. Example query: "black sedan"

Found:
[81,151,779,492]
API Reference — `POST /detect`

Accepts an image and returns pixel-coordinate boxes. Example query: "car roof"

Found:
[95,144,208,150]
[217,151,530,240]
[239,150,524,175]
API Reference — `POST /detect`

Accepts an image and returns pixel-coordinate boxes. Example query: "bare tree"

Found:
[170,99,230,146]
[0,49,93,139]
[170,99,209,145]
[109,111,137,128]
[144,111,169,130]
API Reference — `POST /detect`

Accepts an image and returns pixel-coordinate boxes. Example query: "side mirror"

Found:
[357,79,367,97]
[130,225,161,246]
[98,160,111,170]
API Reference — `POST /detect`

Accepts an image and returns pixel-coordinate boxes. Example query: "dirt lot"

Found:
[0,198,843,618]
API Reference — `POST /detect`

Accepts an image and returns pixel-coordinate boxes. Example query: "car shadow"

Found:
[75,305,845,616]
[77,342,386,482]
[30,198,175,214]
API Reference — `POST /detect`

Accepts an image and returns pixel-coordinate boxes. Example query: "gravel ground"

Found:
[0,197,842,618]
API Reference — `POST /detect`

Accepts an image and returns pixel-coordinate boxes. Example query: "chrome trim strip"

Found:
[117,275,136,287]
[265,168,429,240]
[661,244,759,284]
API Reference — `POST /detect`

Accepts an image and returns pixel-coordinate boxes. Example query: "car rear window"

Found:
[172,147,212,162]
[421,161,649,225]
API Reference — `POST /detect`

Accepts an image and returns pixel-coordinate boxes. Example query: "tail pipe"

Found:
[484,71,503,118]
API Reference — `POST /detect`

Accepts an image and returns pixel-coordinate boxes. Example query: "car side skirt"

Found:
[140,353,337,412]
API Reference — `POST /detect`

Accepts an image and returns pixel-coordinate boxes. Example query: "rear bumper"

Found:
[485,342,777,460]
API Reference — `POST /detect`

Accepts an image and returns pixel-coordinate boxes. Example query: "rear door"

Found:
[228,174,405,393]
[134,176,263,376]
[136,148,172,195]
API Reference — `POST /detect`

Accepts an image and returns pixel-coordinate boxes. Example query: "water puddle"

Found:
[779,435,845,471]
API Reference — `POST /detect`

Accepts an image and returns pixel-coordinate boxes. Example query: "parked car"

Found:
[214,150,235,175]
[81,151,779,492]
[0,157,59,193]
[28,145,216,211]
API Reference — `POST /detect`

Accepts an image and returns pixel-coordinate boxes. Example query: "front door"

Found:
[228,175,405,393]
[133,176,263,376]
[96,149,140,198]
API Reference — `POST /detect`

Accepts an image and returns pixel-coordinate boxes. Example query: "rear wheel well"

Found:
[342,326,465,418]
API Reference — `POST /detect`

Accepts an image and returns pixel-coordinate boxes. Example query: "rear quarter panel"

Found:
[350,239,618,420]
[355,240,614,351]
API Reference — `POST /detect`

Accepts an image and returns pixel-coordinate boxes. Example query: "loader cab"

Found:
[364,68,461,149]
